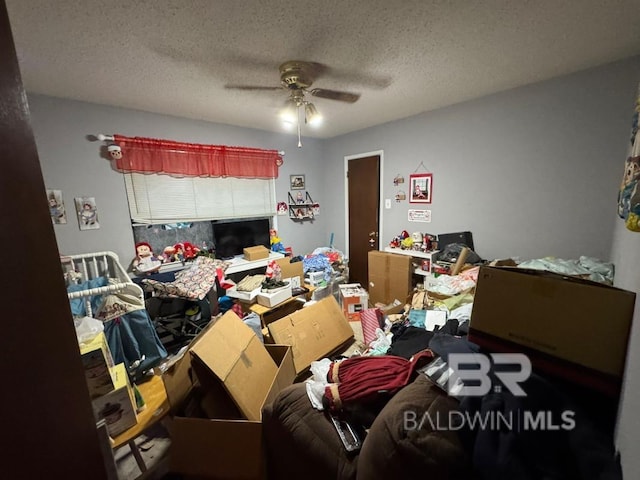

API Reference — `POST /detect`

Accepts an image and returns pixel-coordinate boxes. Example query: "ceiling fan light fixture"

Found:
[279,99,298,124]
[304,102,322,126]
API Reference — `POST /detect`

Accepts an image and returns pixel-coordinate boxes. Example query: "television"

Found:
[212,218,271,259]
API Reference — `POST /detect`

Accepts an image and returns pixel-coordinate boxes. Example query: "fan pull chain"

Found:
[297,105,303,148]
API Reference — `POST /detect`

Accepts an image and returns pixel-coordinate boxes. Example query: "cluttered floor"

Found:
[114,423,171,480]
[72,233,633,480]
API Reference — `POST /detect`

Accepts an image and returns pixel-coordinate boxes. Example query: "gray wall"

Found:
[27,95,327,264]
[32,57,640,265]
[325,57,640,261]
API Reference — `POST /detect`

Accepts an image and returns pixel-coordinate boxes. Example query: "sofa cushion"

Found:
[263,382,359,480]
[356,374,473,480]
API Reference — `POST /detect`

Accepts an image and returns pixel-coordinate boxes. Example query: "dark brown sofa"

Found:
[262,374,473,480]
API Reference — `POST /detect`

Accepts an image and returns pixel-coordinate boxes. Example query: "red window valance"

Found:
[112,135,281,179]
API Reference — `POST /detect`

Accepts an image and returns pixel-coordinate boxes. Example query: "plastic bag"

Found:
[74,316,104,345]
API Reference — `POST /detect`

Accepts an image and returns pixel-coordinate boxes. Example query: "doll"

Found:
[269,229,286,254]
[182,242,200,260]
[133,242,162,274]
[162,245,177,263]
[107,144,122,160]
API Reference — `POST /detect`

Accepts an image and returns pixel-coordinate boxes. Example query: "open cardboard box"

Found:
[162,309,296,479]
[469,266,636,396]
[275,257,304,284]
[268,296,354,375]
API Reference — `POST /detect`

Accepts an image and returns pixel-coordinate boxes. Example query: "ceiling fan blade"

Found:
[224,85,282,91]
[309,88,360,103]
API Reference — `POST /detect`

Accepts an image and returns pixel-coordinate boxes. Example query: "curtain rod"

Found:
[96,134,285,156]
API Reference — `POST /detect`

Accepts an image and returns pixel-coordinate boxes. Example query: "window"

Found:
[124,173,276,224]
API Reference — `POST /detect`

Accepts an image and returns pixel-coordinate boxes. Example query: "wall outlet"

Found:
[385,198,391,209]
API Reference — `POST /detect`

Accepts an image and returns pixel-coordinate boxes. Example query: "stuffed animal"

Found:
[133,242,162,274]
[182,242,200,260]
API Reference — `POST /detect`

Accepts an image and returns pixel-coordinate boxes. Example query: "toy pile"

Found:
[388,230,437,253]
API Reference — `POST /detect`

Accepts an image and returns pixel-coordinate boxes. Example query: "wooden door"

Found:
[0,2,108,477]
[347,155,381,286]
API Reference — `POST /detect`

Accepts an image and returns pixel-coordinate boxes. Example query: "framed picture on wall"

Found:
[290,174,305,190]
[75,196,100,230]
[47,189,67,224]
[409,173,432,204]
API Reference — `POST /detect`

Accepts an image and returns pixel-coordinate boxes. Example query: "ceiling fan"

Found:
[226,60,361,147]
[225,60,362,104]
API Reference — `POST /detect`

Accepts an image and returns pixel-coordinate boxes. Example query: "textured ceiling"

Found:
[6,0,640,139]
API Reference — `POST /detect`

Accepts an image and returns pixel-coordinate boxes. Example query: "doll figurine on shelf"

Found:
[270,228,286,254]
[133,242,163,275]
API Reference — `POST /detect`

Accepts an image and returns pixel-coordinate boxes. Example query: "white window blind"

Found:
[124,173,276,224]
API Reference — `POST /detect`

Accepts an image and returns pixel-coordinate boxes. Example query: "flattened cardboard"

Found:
[469,266,635,384]
[268,296,354,374]
[368,250,413,306]
[190,310,278,421]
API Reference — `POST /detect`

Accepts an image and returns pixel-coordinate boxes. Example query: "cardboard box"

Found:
[368,251,412,306]
[162,310,296,478]
[268,296,354,375]
[79,332,115,399]
[257,278,293,308]
[338,283,369,321]
[469,266,636,395]
[243,245,270,261]
[275,257,304,284]
[92,363,137,437]
[225,283,261,302]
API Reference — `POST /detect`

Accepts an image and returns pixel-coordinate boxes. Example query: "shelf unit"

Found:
[383,246,438,276]
[288,192,316,221]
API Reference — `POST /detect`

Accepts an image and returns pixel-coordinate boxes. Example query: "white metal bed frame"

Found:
[62,251,144,317]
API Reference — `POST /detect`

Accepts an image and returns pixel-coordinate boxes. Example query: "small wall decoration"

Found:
[408,209,432,223]
[395,190,406,202]
[617,81,640,232]
[47,189,67,224]
[75,196,100,230]
[276,201,288,215]
[409,173,432,204]
[311,203,320,215]
[290,174,305,190]
[393,174,405,186]
[107,144,122,160]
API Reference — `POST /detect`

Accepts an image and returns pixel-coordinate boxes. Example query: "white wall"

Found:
[27,95,327,264]
[325,57,640,261]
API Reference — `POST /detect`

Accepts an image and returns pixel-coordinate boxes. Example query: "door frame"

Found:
[344,150,385,259]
